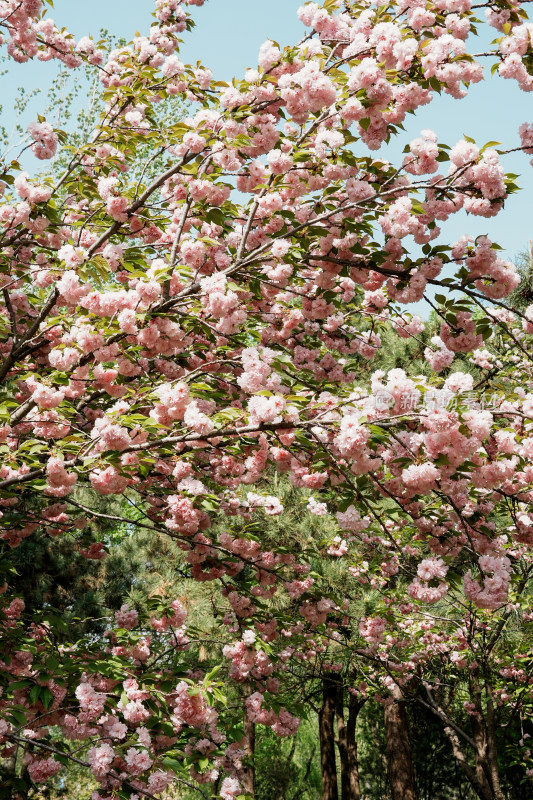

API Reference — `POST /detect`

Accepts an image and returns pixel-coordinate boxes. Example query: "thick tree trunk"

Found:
[319,677,339,800]
[485,695,505,800]
[469,716,504,800]
[242,686,256,797]
[470,713,493,800]
[384,686,417,800]
[469,679,505,800]
[335,682,362,800]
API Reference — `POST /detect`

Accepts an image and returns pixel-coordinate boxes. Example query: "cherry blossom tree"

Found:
[3,0,533,798]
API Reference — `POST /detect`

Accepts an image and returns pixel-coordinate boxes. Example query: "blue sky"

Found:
[3,0,533,266]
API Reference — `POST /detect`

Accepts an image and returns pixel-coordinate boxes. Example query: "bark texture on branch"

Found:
[384,686,417,800]
[335,681,363,800]
[320,677,339,800]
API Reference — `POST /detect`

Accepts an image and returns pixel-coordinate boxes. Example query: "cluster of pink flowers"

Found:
[401,463,440,494]
[246,492,284,515]
[220,776,242,800]
[289,591,325,621]
[14,171,52,203]
[222,640,274,681]
[440,311,483,353]
[75,681,106,721]
[336,505,370,533]
[27,378,64,409]
[45,456,78,497]
[408,556,449,603]
[246,692,300,736]
[393,314,425,339]
[124,747,153,776]
[115,604,139,630]
[403,129,439,175]
[464,555,512,609]
[327,536,348,557]
[424,336,455,372]
[90,466,129,496]
[237,347,273,394]
[359,616,386,644]
[519,122,533,164]
[88,743,115,780]
[27,756,62,783]
[27,121,58,160]
[307,496,328,515]
[150,598,187,631]
[171,681,216,732]
[248,394,285,425]
[334,416,370,459]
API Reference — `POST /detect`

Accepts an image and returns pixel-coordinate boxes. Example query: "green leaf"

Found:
[29,684,40,706]
[205,664,222,681]
[162,757,183,775]
[8,708,28,726]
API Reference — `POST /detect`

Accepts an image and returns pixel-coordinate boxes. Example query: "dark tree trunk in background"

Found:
[470,711,493,800]
[384,686,418,800]
[336,681,363,800]
[320,676,339,800]
[469,680,505,800]
[485,694,505,800]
